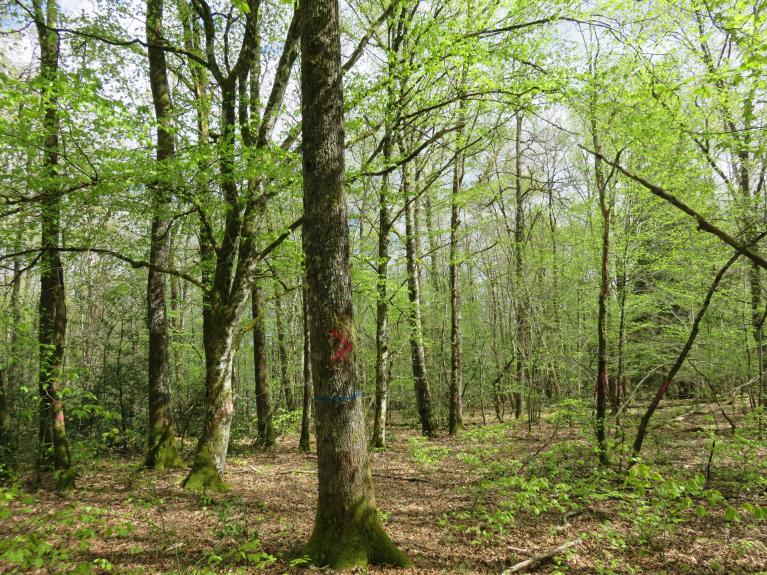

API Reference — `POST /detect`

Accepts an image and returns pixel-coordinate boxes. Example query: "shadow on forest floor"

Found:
[1,401,766,574]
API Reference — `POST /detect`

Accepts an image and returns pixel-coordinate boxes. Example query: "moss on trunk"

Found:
[145,429,182,471]
[181,455,227,492]
[305,500,411,569]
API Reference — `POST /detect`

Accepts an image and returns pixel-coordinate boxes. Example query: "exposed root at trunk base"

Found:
[305,501,411,569]
[145,434,182,471]
[54,468,77,491]
[181,459,227,492]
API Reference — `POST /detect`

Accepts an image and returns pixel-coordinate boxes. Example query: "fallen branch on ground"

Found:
[502,538,581,574]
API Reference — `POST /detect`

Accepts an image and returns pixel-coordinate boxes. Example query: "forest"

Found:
[0,0,767,573]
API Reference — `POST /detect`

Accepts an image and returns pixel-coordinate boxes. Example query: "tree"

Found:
[300,0,409,566]
[144,0,181,471]
[33,0,73,489]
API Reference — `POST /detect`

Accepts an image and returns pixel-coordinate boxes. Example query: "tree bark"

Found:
[253,282,275,449]
[371,128,392,449]
[34,0,73,489]
[145,0,181,471]
[403,154,436,437]
[299,285,313,452]
[300,0,409,566]
[181,303,236,491]
[513,112,525,419]
[592,106,610,466]
[275,291,296,411]
[448,98,466,436]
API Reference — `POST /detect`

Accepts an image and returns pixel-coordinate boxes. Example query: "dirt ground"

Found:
[2,406,767,574]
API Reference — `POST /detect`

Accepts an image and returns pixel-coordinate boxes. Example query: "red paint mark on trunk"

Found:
[55,411,64,424]
[329,328,352,361]
[659,380,671,399]
[595,370,607,399]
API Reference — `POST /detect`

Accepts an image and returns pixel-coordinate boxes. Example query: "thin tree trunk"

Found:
[592,100,610,466]
[299,284,313,452]
[513,112,525,419]
[371,135,391,448]
[145,0,181,470]
[631,251,741,461]
[34,0,72,488]
[300,0,409,566]
[275,291,296,411]
[403,153,436,437]
[448,99,466,436]
[253,283,275,448]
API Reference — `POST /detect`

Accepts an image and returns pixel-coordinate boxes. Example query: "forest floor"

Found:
[2,401,767,575]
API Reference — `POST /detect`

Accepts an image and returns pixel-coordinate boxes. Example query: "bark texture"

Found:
[300,0,409,566]
[145,0,181,471]
[299,285,313,452]
[403,156,435,437]
[253,283,275,449]
[34,0,73,489]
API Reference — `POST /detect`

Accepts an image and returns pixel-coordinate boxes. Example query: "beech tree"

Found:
[300,0,409,566]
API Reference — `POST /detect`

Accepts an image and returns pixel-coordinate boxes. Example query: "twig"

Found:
[502,538,581,574]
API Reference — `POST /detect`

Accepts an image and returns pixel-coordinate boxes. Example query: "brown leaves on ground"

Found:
[1,406,766,574]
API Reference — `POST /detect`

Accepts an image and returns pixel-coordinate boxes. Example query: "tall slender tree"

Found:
[33,0,73,488]
[145,0,181,470]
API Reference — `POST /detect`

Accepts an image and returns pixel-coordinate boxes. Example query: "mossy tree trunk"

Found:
[145,0,181,471]
[300,0,409,566]
[182,306,236,491]
[33,0,73,489]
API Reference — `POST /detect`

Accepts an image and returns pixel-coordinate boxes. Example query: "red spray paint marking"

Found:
[328,328,352,361]
[594,371,607,400]
[55,411,65,424]
[658,380,671,399]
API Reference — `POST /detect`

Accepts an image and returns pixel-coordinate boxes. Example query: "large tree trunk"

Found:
[299,285,313,452]
[300,0,409,566]
[145,0,180,471]
[253,283,275,448]
[275,292,296,411]
[181,307,236,491]
[34,0,72,489]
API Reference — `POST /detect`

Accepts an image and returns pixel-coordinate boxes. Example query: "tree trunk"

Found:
[299,285,313,452]
[253,283,275,448]
[631,251,740,461]
[371,139,391,448]
[275,291,296,411]
[145,0,180,470]
[300,0,409,566]
[34,0,73,489]
[448,101,466,436]
[513,112,525,419]
[592,106,609,466]
[181,307,236,491]
[0,369,10,471]
[403,155,436,437]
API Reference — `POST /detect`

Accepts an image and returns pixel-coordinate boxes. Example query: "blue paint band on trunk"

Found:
[314,390,362,403]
